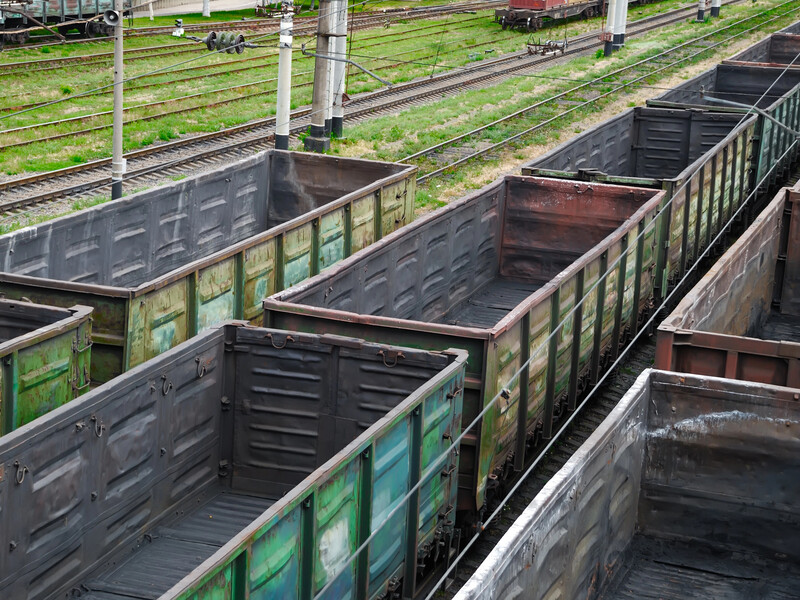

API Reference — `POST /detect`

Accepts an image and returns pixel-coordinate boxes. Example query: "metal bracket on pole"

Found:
[703,95,800,137]
[300,43,392,87]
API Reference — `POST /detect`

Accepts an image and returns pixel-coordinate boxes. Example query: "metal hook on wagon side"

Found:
[195,356,207,378]
[378,349,405,367]
[90,415,105,438]
[13,461,28,484]
[265,333,294,349]
[161,374,173,396]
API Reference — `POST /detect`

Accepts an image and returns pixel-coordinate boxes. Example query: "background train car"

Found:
[0,0,132,45]
[521,106,756,297]
[656,182,800,386]
[0,298,91,434]
[454,369,800,599]
[495,0,604,32]
[0,150,416,384]
[647,64,800,194]
[725,31,800,67]
[263,175,666,518]
[0,322,466,600]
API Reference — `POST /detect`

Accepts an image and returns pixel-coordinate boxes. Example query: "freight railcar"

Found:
[0,322,466,600]
[264,176,667,518]
[454,369,800,600]
[656,182,800,385]
[263,107,757,522]
[522,106,756,295]
[647,63,800,194]
[0,298,91,434]
[0,0,131,45]
[495,0,605,32]
[0,150,415,384]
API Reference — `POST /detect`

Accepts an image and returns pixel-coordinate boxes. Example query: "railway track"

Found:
[0,0,758,217]
[405,0,800,183]
[0,0,504,52]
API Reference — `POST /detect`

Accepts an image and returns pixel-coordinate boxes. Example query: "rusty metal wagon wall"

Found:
[521,106,756,297]
[0,150,416,384]
[263,175,666,514]
[647,64,800,194]
[0,298,91,435]
[655,182,800,386]
[453,369,800,600]
[0,322,466,600]
[725,31,800,67]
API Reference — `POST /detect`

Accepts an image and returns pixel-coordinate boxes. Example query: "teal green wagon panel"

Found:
[250,503,303,599]
[318,208,347,274]
[314,458,361,600]
[369,419,410,598]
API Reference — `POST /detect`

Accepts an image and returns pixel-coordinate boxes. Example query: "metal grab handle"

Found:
[90,415,105,438]
[161,375,173,396]
[265,333,294,349]
[13,461,28,484]
[195,356,207,378]
[378,350,405,367]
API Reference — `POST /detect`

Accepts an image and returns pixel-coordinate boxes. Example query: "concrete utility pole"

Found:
[710,0,720,17]
[324,0,337,135]
[332,0,347,137]
[275,0,293,150]
[612,0,627,50]
[203,0,210,17]
[603,0,616,57]
[111,0,125,200]
[304,0,332,152]
[697,0,706,21]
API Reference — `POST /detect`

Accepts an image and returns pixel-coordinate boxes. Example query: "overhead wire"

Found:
[310,35,800,600]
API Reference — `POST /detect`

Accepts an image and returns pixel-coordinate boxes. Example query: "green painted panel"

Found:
[580,260,600,370]
[0,310,91,435]
[487,323,523,474]
[243,239,277,322]
[667,192,686,279]
[191,564,233,600]
[600,244,621,348]
[318,208,347,274]
[527,300,550,422]
[554,282,575,399]
[142,281,189,366]
[380,180,413,236]
[250,504,303,599]
[621,242,638,325]
[314,458,360,600]
[369,420,410,598]
[283,223,314,289]
[196,259,236,333]
[419,384,455,542]
[351,194,377,253]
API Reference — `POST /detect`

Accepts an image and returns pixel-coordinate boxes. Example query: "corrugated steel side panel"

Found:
[0,300,92,435]
[0,151,416,383]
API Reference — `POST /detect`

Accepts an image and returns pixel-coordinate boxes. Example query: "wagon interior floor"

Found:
[437,277,541,328]
[76,489,274,600]
[759,311,800,344]
[600,535,800,600]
